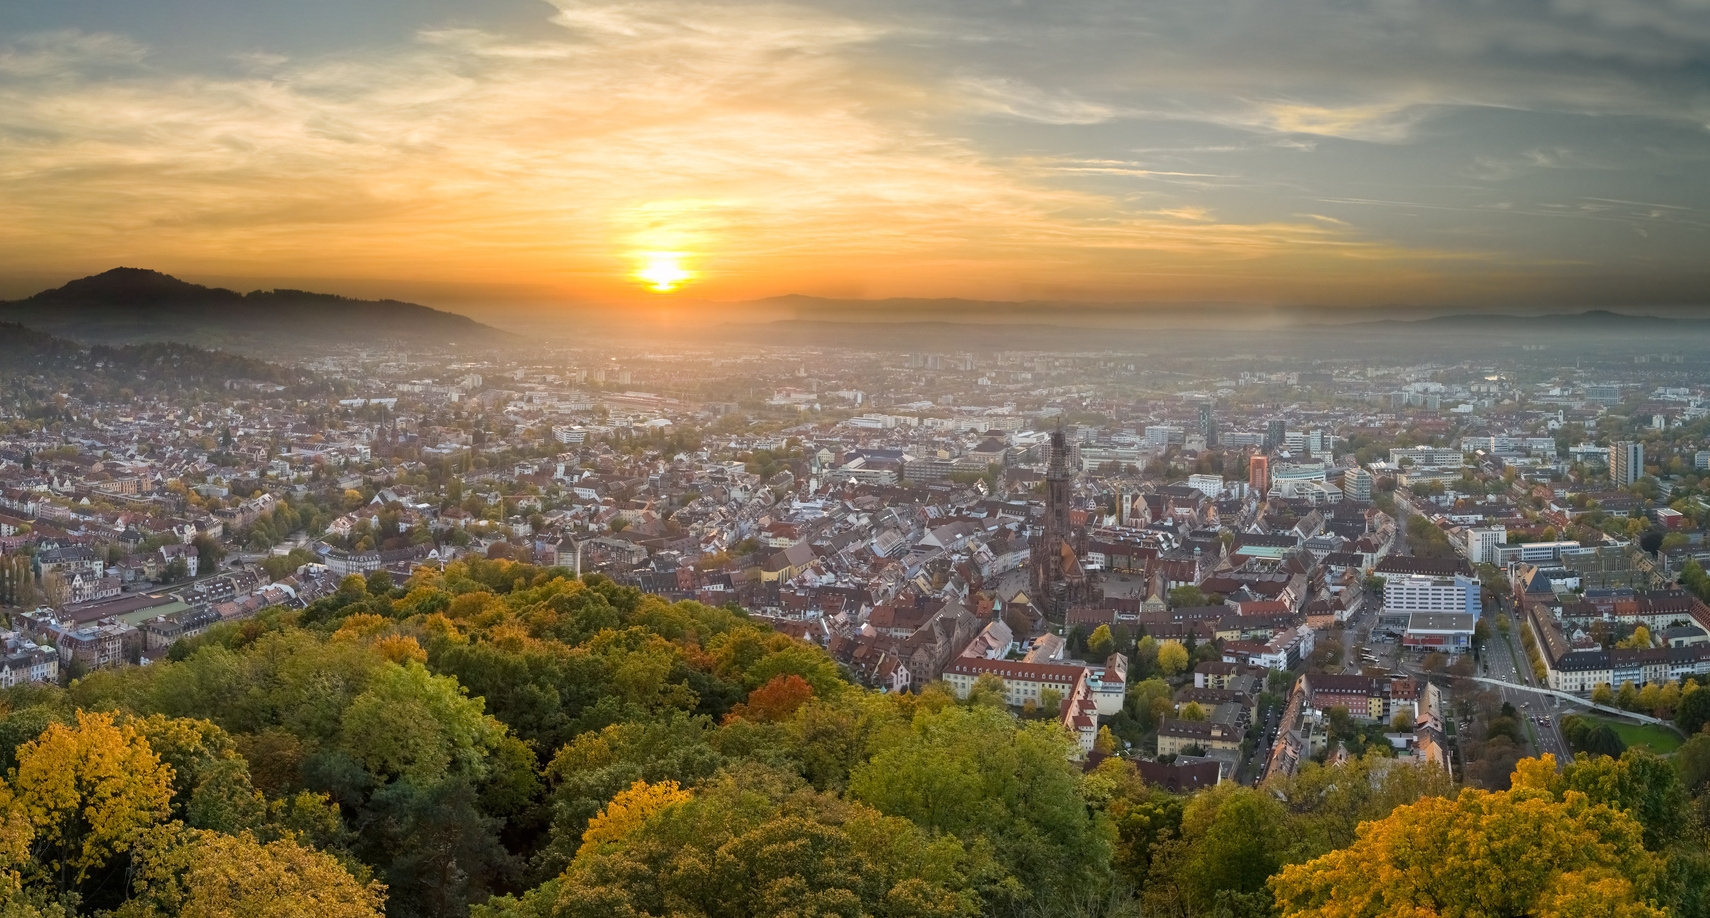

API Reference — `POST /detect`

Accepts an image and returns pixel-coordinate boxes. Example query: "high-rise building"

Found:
[1266,419,1286,450]
[1342,467,1373,502]
[1248,454,1270,496]
[1199,402,1218,448]
[1610,441,1643,486]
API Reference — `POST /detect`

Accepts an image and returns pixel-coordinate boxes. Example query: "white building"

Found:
[1462,526,1506,565]
[1384,574,1480,619]
[1186,474,1223,498]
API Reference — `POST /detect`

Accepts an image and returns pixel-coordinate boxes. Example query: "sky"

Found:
[2,0,1709,315]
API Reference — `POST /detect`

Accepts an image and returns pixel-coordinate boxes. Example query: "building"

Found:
[1199,402,1218,448]
[1610,441,1643,487]
[1186,474,1222,498]
[1248,454,1270,497]
[1266,419,1286,451]
[1388,446,1463,469]
[1032,425,1090,618]
[1342,468,1373,502]
[1585,385,1620,405]
[1384,573,1480,619]
[1402,613,1477,653]
[1156,719,1243,757]
[1462,526,1506,565]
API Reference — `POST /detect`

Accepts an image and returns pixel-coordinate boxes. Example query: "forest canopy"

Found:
[0,559,1701,918]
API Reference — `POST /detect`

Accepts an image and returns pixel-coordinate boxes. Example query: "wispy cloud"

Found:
[0,0,1707,306]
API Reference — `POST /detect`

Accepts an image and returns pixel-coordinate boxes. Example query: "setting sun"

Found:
[634,252,694,292]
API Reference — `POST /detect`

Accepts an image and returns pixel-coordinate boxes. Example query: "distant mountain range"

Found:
[0,268,511,348]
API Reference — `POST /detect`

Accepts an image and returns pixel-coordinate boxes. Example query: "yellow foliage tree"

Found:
[1157,641,1190,676]
[119,828,385,918]
[10,711,175,886]
[1271,757,1667,918]
[576,779,692,858]
[374,634,428,665]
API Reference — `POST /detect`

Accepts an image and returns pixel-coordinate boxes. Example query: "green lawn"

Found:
[1591,717,1683,755]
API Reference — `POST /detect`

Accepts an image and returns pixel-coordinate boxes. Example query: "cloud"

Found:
[0,0,1707,306]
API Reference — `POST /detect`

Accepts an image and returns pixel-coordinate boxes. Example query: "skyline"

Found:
[3,0,1709,313]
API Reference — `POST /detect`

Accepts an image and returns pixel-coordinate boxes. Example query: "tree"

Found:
[1157,641,1190,676]
[10,710,175,887]
[575,779,692,857]
[340,660,501,786]
[1162,784,1288,916]
[1127,678,1173,732]
[726,674,814,723]
[162,558,190,584]
[119,828,385,918]
[1618,625,1654,650]
[512,766,991,918]
[191,534,225,574]
[1678,685,1710,734]
[1088,624,1115,659]
[1593,683,1616,707]
[1169,586,1209,609]
[1179,702,1208,721]
[39,571,71,610]
[1271,764,1667,918]
[848,704,1111,907]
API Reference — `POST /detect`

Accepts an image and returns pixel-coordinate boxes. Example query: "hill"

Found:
[0,268,512,349]
[0,319,322,400]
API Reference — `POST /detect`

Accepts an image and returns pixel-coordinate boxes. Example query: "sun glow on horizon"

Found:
[633,252,695,292]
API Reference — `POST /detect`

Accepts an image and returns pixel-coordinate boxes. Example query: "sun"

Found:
[633,252,694,292]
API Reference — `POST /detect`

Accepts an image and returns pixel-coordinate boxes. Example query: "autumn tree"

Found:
[500,766,993,918]
[1088,624,1116,659]
[725,674,814,724]
[10,711,175,888]
[1157,641,1190,676]
[575,779,692,857]
[119,828,384,918]
[1272,759,1667,918]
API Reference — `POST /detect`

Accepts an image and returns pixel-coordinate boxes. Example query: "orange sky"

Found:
[2,0,1708,313]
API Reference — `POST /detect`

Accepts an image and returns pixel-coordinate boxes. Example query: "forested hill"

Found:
[0,560,1702,918]
[0,268,511,349]
[0,321,325,404]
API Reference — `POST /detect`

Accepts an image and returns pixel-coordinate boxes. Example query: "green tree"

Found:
[496,765,993,918]
[848,704,1110,909]
[1161,784,1288,916]
[1168,586,1208,609]
[1678,685,1710,735]
[340,661,501,786]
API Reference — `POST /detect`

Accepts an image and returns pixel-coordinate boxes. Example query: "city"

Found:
[5,0,1710,914]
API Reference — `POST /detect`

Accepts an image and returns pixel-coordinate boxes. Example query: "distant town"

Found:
[4,331,1708,787]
